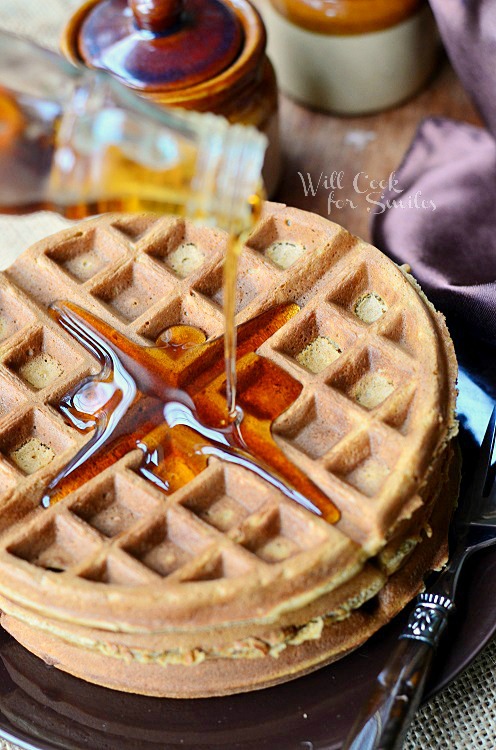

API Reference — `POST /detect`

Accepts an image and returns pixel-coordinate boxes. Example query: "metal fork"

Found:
[343,406,496,750]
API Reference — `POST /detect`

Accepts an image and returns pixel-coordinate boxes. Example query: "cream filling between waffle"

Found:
[1,571,388,665]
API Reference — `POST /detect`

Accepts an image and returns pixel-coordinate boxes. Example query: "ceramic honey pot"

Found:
[62,0,280,195]
[253,0,439,114]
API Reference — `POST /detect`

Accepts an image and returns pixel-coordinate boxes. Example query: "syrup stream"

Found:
[223,194,263,421]
[224,234,241,422]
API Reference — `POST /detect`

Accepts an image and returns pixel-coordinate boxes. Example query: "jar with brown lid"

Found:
[253,0,439,114]
[62,0,280,195]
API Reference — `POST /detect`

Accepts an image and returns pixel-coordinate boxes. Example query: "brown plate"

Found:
[0,365,493,750]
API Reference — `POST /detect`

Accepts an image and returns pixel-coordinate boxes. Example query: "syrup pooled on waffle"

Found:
[42,300,339,524]
[0,205,457,697]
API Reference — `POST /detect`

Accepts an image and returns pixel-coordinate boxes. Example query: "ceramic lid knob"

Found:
[76,0,243,92]
[129,0,182,32]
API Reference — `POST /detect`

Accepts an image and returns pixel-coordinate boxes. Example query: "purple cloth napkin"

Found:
[371,0,496,382]
[372,118,496,346]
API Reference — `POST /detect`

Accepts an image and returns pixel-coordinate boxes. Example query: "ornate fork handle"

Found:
[343,593,455,750]
[402,593,455,646]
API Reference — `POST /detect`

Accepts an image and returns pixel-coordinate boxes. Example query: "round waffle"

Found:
[0,203,457,696]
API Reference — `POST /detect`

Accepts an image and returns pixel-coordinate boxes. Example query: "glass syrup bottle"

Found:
[0,30,267,418]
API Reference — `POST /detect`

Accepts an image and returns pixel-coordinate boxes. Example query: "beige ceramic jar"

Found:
[62,0,281,196]
[253,0,439,114]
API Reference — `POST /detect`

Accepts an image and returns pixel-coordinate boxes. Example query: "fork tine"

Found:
[471,405,496,500]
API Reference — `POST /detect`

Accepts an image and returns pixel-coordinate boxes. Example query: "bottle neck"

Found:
[268,0,424,35]
[51,75,266,231]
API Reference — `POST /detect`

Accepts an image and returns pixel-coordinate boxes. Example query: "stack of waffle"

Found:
[0,203,457,697]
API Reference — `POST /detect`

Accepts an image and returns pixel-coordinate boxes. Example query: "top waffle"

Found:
[0,203,457,632]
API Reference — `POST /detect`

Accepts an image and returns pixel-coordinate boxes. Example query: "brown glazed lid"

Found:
[74,0,244,91]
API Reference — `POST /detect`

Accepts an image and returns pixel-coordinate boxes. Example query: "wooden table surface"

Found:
[273,58,481,242]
